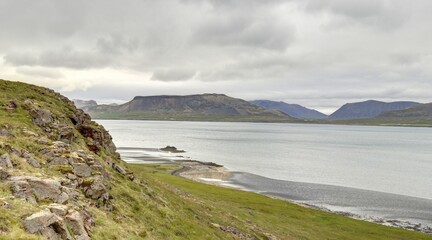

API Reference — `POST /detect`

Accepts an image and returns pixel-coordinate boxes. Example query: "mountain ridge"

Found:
[250,100,327,119]
[329,100,420,120]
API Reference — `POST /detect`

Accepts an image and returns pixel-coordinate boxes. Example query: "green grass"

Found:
[124,164,432,240]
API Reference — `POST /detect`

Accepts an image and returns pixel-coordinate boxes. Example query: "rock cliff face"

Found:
[0,80,132,239]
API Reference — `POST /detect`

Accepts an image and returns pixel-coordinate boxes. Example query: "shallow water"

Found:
[97,120,432,226]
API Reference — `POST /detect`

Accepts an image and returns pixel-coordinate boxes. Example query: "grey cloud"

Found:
[151,69,196,82]
[1,0,432,113]
[192,15,294,50]
[303,0,406,30]
[96,35,141,55]
[5,47,112,69]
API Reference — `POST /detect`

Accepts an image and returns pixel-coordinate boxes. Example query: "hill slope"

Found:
[369,103,432,125]
[88,94,294,122]
[329,100,419,120]
[251,100,327,119]
[0,79,429,239]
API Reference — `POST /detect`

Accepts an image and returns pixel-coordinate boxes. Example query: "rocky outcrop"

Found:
[0,80,130,239]
[23,206,92,240]
[160,146,185,153]
[7,176,73,204]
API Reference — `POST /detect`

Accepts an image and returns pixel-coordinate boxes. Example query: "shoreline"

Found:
[169,160,432,234]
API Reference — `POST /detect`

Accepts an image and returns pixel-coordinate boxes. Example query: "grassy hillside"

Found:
[0,79,430,239]
[126,164,432,240]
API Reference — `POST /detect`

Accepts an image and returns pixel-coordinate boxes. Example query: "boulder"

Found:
[0,153,13,168]
[72,163,92,177]
[23,209,60,233]
[23,208,73,240]
[8,176,69,204]
[29,108,53,126]
[84,177,107,199]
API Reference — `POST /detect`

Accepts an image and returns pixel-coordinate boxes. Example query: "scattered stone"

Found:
[83,176,107,199]
[113,164,127,176]
[38,136,51,145]
[0,198,9,208]
[22,151,41,168]
[0,167,10,180]
[211,223,255,240]
[22,128,39,138]
[58,124,75,143]
[160,146,185,153]
[0,153,13,168]
[4,101,17,112]
[66,211,91,240]
[49,157,70,166]
[0,128,12,137]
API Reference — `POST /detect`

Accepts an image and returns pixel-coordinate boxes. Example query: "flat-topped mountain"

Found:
[251,100,327,119]
[329,100,420,120]
[88,94,293,122]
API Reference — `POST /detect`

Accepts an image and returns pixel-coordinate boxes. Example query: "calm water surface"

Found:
[98,120,432,200]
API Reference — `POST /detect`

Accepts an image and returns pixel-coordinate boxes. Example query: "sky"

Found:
[1,0,432,114]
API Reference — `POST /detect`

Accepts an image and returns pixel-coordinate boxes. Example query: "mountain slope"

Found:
[88,94,294,122]
[329,100,419,120]
[369,103,432,125]
[251,100,327,119]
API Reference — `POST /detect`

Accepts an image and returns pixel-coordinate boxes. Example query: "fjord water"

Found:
[98,120,432,225]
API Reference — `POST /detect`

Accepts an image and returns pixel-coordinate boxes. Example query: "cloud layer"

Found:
[1,0,432,113]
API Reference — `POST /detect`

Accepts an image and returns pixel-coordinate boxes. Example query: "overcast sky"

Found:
[1,0,432,113]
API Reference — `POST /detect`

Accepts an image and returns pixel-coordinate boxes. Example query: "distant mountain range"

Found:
[328,100,420,120]
[78,95,432,126]
[87,94,293,122]
[250,100,327,119]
